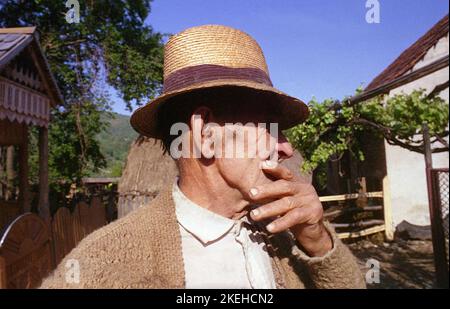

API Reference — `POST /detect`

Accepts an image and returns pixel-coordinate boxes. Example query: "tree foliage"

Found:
[286,87,449,173]
[0,0,164,184]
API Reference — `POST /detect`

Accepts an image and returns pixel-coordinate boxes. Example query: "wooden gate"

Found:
[0,197,108,288]
[0,213,52,288]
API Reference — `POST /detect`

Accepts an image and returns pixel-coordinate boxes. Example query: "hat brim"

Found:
[130,79,309,138]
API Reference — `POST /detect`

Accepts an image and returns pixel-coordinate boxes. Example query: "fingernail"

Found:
[263,160,277,168]
[267,223,275,232]
[250,188,259,197]
[251,209,260,217]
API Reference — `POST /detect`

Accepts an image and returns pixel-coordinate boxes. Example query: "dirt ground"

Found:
[347,239,436,289]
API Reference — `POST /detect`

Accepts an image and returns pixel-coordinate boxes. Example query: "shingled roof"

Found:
[366,14,449,91]
[0,27,63,105]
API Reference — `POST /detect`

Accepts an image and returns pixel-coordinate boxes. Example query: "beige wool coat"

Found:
[40,186,366,289]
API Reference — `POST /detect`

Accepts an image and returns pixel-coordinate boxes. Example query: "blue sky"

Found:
[112,0,449,115]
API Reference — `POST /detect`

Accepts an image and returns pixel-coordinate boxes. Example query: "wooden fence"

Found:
[320,176,394,240]
[0,196,107,288]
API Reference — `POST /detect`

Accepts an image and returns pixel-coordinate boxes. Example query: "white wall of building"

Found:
[385,34,449,227]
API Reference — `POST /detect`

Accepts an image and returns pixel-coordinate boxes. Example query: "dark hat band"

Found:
[163,64,273,93]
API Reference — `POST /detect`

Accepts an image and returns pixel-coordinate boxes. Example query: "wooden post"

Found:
[423,124,433,170]
[382,175,394,241]
[356,177,368,208]
[0,255,6,288]
[38,127,50,222]
[5,145,14,200]
[19,125,30,212]
[423,123,449,288]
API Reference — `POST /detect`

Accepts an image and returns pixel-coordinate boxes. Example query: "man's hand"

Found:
[248,160,333,257]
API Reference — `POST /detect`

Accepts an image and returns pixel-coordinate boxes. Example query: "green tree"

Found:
[0,0,164,185]
[286,87,449,186]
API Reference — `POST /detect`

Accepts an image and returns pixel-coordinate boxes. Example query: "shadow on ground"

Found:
[347,239,436,289]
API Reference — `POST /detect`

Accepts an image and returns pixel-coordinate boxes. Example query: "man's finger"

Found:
[248,179,296,203]
[260,160,294,180]
[250,196,298,221]
[248,179,318,203]
[266,208,309,233]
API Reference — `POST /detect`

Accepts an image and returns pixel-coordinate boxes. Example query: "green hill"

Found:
[96,112,137,177]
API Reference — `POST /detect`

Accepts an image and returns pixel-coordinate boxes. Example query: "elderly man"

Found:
[41,25,365,289]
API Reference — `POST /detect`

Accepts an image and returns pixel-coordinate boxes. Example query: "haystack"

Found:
[117,136,178,218]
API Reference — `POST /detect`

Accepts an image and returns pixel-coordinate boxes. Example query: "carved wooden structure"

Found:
[0,27,63,231]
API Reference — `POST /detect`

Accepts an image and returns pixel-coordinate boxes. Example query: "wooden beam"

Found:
[337,224,386,239]
[332,219,385,228]
[319,191,383,202]
[0,256,7,288]
[18,125,30,213]
[423,124,433,169]
[82,177,120,184]
[0,27,36,34]
[356,177,368,208]
[5,146,14,201]
[27,45,53,101]
[382,176,394,241]
[27,45,60,107]
[38,127,50,222]
[349,55,449,104]
[324,205,383,218]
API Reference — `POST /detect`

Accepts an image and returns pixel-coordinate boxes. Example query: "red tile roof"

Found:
[366,14,449,91]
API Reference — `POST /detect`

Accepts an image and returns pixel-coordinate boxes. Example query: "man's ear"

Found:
[190,106,212,158]
[190,106,211,132]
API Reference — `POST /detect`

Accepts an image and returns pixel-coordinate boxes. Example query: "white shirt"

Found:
[173,182,276,289]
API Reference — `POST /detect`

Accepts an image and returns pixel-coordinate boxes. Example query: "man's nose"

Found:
[276,134,294,161]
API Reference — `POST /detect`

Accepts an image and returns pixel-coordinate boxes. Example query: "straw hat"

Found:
[131,24,309,138]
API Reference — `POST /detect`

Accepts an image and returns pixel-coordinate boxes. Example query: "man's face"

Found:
[215,124,293,200]
[196,103,294,202]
